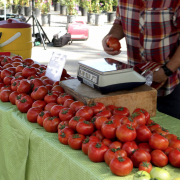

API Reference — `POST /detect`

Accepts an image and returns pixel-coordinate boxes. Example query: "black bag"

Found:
[52,32,72,47]
[35,33,46,44]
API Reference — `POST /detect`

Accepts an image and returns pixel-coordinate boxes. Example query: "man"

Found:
[102,0,180,119]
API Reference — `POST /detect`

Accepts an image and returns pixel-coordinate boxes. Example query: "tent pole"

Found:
[4,0,6,20]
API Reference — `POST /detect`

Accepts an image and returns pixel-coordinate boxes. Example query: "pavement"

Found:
[30,7,127,77]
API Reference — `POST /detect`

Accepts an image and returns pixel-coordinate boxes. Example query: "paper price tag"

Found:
[45,52,67,82]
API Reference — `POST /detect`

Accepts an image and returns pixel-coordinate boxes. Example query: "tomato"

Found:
[51,85,64,94]
[31,86,48,100]
[12,55,23,61]
[106,37,121,51]
[96,109,112,118]
[59,108,74,121]
[17,79,31,94]
[133,108,150,123]
[109,141,122,149]
[43,116,61,133]
[37,70,46,77]
[111,114,125,122]
[64,99,74,108]
[3,75,13,85]
[131,112,146,125]
[15,93,27,105]
[147,122,161,132]
[163,146,173,156]
[113,107,130,117]
[70,101,85,112]
[69,116,85,131]
[133,170,151,180]
[151,150,168,167]
[138,161,152,173]
[3,63,13,69]
[138,143,152,153]
[1,69,13,79]
[136,125,152,142]
[92,130,104,141]
[114,149,127,158]
[37,111,51,127]
[27,107,42,123]
[102,138,112,147]
[16,95,33,113]
[23,58,34,66]
[89,102,106,115]
[116,124,137,142]
[101,120,116,139]
[88,142,108,162]
[68,133,85,150]
[11,80,20,91]
[22,66,37,78]
[95,116,108,130]
[106,104,116,113]
[44,102,57,112]
[150,167,171,180]
[30,78,44,91]
[104,148,120,165]
[31,63,40,68]
[120,116,137,128]
[165,134,177,141]
[0,85,11,93]
[58,128,74,145]
[82,136,100,155]
[32,100,46,110]
[44,92,58,103]
[42,78,54,86]
[9,91,19,105]
[75,106,94,121]
[131,149,151,167]
[11,75,24,84]
[168,148,180,168]
[109,157,133,176]
[121,141,138,157]
[169,137,180,149]
[90,116,98,125]
[50,104,64,117]
[58,121,69,134]
[0,89,12,102]
[12,62,22,67]
[53,81,59,87]
[149,133,169,150]
[16,64,26,73]
[153,127,170,136]
[76,120,94,135]
[1,57,12,66]
[27,74,39,80]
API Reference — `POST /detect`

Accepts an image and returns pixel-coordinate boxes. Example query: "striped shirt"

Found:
[114,0,180,97]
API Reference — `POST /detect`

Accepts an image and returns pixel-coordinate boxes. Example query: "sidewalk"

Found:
[31,8,127,76]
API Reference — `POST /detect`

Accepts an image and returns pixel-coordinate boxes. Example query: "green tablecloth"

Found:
[0,101,180,180]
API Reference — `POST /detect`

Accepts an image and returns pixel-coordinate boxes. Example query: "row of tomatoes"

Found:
[0,55,180,176]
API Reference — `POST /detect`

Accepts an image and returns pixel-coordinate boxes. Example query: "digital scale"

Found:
[77,58,146,94]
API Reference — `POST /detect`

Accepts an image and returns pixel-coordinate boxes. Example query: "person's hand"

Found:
[102,34,121,56]
[153,67,168,83]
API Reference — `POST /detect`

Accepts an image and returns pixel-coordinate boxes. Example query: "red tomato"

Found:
[3,75,13,85]
[163,146,173,156]
[75,106,93,121]
[76,120,94,135]
[58,128,74,145]
[136,125,152,142]
[0,85,11,93]
[95,116,108,130]
[64,99,74,108]
[31,63,40,68]
[149,133,169,150]
[32,100,46,110]
[90,116,98,125]
[50,104,64,117]
[131,149,151,167]
[15,93,27,105]
[69,116,85,131]
[121,141,138,157]
[11,80,20,91]
[109,157,133,176]
[27,74,39,80]
[113,107,130,117]
[16,64,26,73]
[82,136,100,155]
[44,102,57,112]
[43,116,61,133]
[44,92,58,103]
[168,148,180,168]
[165,134,177,141]
[106,37,121,51]
[27,107,42,123]
[88,142,108,162]
[68,133,85,150]
[12,62,22,67]
[147,122,161,132]
[11,75,24,84]
[116,124,136,142]
[151,150,168,167]
[23,58,34,66]
[138,161,152,173]
[43,78,54,86]
[17,79,31,94]
[51,85,64,94]
[169,137,180,149]
[96,109,112,119]
[30,78,44,91]
[131,112,146,125]
[101,120,116,139]
[109,141,122,149]
[120,116,137,128]
[1,69,13,79]
[0,89,12,102]
[114,149,127,158]
[102,138,112,147]
[12,55,23,61]
[153,127,170,136]
[104,148,119,165]
[1,57,12,66]
[106,104,117,113]
[3,63,13,69]
[91,130,104,141]
[22,66,37,78]
[70,101,85,112]
[59,108,74,121]
[37,111,51,127]
[111,114,125,122]
[31,86,48,100]
[138,143,152,153]
[9,91,19,105]
[57,121,69,134]
[89,102,106,115]
[133,108,150,123]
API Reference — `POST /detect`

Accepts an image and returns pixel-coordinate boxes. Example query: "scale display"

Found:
[77,58,146,94]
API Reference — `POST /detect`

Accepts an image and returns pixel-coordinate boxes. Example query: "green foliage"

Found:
[41,0,50,14]
[92,0,102,14]
[60,0,66,6]
[35,0,41,9]
[101,0,113,12]
[79,0,89,9]
[112,0,117,6]
[66,0,79,15]
[13,0,19,5]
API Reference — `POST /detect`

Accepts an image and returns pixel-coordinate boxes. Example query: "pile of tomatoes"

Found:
[0,55,180,177]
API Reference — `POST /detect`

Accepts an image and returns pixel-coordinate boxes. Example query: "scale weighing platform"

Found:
[77,58,146,94]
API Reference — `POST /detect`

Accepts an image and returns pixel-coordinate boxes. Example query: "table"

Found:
[0,101,180,180]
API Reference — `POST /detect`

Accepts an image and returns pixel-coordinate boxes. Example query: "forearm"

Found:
[106,24,125,40]
[166,46,180,72]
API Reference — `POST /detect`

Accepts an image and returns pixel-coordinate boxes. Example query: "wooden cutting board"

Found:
[60,79,157,117]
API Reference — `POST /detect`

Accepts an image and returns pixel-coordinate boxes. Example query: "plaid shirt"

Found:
[114,0,180,97]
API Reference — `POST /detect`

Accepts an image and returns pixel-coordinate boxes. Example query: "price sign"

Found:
[45,52,67,82]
